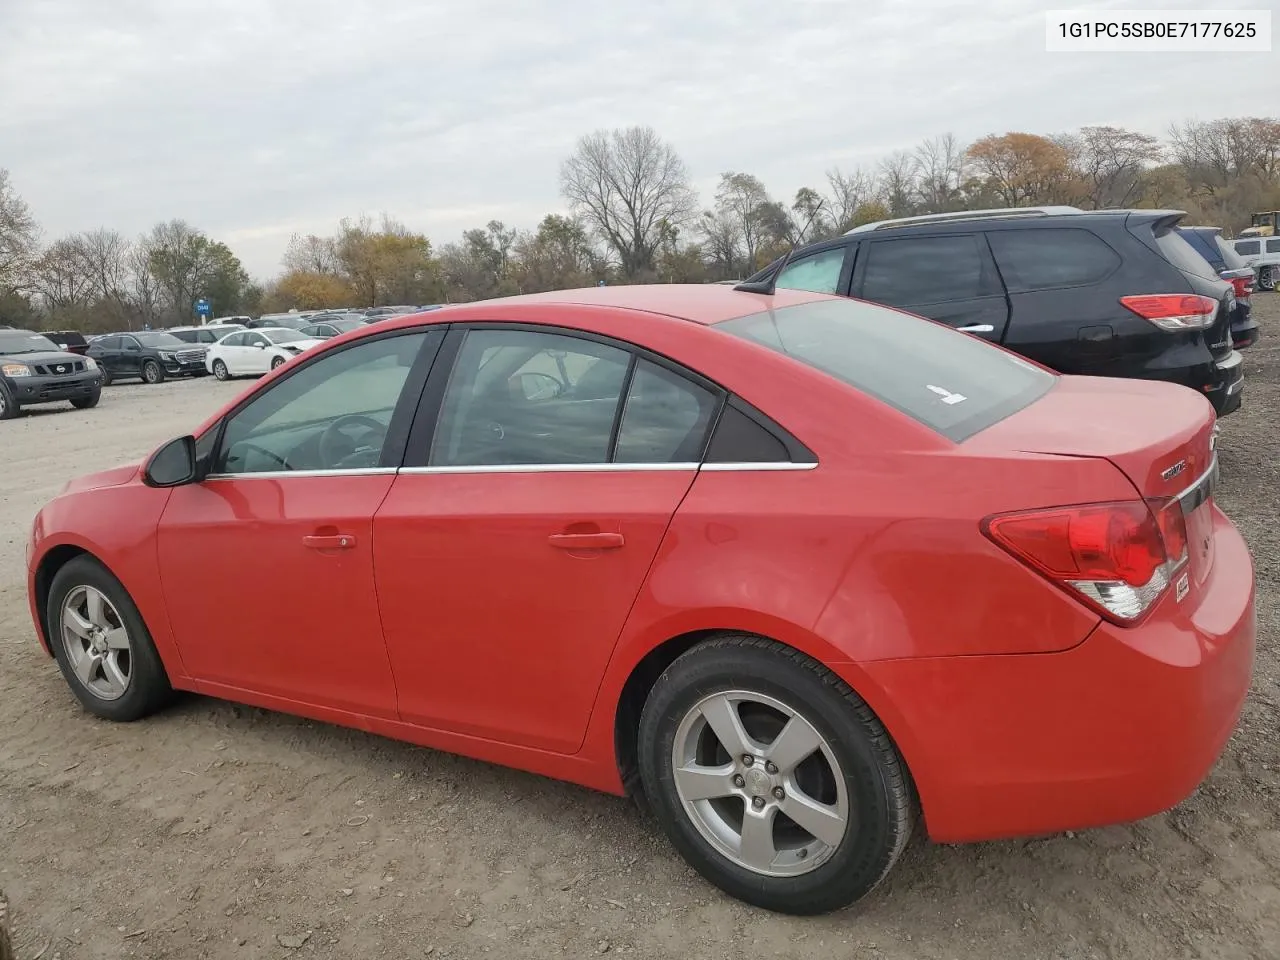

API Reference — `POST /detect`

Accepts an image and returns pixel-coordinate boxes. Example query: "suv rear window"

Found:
[718,298,1053,442]
[1215,236,1248,270]
[1152,225,1219,281]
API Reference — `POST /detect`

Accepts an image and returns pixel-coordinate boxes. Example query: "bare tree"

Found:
[282,233,339,275]
[711,172,773,274]
[560,126,697,279]
[126,236,160,329]
[913,134,967,213]
[74,229,132,322]
[878,151,919,218]
[699,209,743,279]
[824,167,880,232]
[30,237,94,312]
[0,169,38,296]
[1063,126,1163,208]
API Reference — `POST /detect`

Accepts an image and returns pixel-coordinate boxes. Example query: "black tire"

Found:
[212,359,230,381]
[71,391,101,410]
[637,635,914,915]
[46,556,173,722]
[0,382,16,420]
[99,367,113,387]
[270,356,286,370]
[142,359,164,384]
[1260,267,1277,292]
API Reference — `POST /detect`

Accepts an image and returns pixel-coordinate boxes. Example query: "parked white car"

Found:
[206,328,323,380]
[1232,236,1280,291]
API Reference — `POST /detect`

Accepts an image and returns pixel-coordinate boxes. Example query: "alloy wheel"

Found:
[671,690,850,877]
[60,585,133,701]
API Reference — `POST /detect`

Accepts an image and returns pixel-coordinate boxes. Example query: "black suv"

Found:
[746,207,1244,415]
[0,328,103,419]
[86,331,208,385]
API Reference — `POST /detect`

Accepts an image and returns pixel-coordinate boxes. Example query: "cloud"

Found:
[1,0,1274,277]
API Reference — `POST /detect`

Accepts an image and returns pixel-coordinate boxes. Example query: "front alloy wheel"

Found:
[60,585,132,701]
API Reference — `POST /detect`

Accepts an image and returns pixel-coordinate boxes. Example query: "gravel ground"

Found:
[1,302,1278,960]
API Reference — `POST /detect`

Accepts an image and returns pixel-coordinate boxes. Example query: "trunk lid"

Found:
[973,375,1219,593]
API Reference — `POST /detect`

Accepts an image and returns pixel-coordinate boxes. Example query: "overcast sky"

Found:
[1,0,1275,278]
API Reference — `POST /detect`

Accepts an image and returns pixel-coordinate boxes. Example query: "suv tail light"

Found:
[1226,275,1253,301]
[1120,294,1218,332]
[983,499,1189,623]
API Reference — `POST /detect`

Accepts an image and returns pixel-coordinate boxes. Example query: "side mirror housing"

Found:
[144,436,198,488]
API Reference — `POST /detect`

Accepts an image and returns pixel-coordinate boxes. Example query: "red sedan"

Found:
[26,285,1254,914]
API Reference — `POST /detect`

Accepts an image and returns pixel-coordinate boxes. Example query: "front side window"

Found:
[1236,240,1261,256]
[431,329,630,466]
[214,333,429,474]
[775,247,847,295]
[988,228,1122,291]
[220,333,245,347]
[861,235,996,306]
[719,298,1053,443]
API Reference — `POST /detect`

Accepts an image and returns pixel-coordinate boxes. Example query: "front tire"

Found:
[71,391,101,410]
[0,382,16,420]
[638,636,914,915]
[212,359,230,381]
[47,556,173,721]
[142,360,164,384]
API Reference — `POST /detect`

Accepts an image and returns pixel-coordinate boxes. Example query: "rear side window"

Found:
[170,330,197,343]
[614,360,719,464]
[988,229,1121,291]
[1234,240,1261,256]
[1268,239,1280,253]
[861,235,997,306]
[719,298,1053,443]
[1153,226,1219,280]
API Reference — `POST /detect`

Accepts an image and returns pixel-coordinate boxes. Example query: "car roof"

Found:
[391,284,832,327]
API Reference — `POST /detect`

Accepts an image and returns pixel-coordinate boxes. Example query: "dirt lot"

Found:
[2,305,1279,960]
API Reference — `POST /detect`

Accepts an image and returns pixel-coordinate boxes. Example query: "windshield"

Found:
[264,329,307,344]
[718,298,1054,442]
[135,332,185,348]
[0,332,60,354]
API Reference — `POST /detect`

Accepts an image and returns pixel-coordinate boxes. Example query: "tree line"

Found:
[2,116,1277,332]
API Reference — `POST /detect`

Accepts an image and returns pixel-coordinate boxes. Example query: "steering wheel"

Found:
[517,371,563,401]
[318,415,388,469]
[235,442,290,470]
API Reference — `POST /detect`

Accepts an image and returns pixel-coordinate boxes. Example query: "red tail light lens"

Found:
[1229,276,1253,300]
[983,500,1188,622]
[1120,294,1218,332]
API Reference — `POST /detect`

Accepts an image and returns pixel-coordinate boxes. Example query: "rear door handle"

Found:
[957,324,995,333]
[548,532,625,550]
[303,534,357,550]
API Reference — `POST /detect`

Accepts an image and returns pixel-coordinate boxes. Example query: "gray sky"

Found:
[2,0,1275,278]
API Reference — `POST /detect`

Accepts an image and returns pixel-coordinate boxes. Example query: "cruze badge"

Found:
[1161,460,1187,482]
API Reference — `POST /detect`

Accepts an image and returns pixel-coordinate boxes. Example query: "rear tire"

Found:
[212,359,230,381]
[71,391,101,410]
[99,368,113,387]
[142,360,164,384]
[271,356,286,370]
[1260,266,1277,292]
[637,635,915,915]
[46,556,173,722]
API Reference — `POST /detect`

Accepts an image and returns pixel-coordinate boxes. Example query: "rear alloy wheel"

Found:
[212,359,230,381]
[47,556,172,721]
[271,355,286,370]
[638,636,914,915]
[1260,266,1277,292]
[142,359,164,384]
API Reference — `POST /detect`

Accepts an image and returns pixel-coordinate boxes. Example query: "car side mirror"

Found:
[255,342,267,349]
[144,435,198,487]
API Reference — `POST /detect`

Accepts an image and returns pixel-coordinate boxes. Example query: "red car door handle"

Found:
[548,532,625,550]
[303,534,357,550]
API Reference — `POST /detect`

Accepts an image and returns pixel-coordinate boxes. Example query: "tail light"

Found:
[983,499,1189,623]
[1120,294,1218,332]
[1227,275,1253,301]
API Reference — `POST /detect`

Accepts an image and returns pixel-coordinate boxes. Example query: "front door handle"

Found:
[548,532,625,550]
[303,534,357,550]
[957,324,995,333]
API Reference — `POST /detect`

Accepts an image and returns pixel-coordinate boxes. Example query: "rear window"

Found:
[718,298,1053,443]
[1177,229,1222,267]
[1215,236,1247,270]
[1153,226,1219,281]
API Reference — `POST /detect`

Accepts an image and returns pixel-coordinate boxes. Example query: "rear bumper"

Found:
[859,506,1255,843]
[1206,350,1244,416]
[6,372,102,404]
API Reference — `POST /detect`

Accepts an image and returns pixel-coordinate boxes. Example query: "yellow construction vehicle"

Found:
[1238,211,1279,239]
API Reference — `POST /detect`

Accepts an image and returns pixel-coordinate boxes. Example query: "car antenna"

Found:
[733,199,825,295]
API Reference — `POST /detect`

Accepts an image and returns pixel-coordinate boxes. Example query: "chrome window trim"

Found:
[399,462,701,475]
[205,467,399,480]
[700,461,818,472]
[1175,453,1218,514]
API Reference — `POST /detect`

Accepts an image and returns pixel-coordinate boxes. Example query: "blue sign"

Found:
[194,298,212,318]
